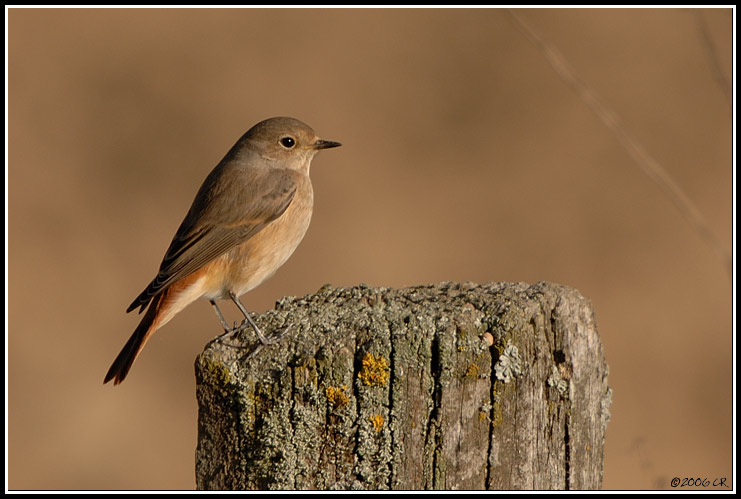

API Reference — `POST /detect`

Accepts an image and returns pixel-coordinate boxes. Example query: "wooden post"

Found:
[195,281,611,490]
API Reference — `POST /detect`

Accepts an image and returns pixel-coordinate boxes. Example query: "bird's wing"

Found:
[127,165,297,313]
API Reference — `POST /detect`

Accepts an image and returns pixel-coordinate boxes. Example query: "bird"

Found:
[104,117,341,385]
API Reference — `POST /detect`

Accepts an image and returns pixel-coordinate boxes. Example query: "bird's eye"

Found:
[280,137,296,148]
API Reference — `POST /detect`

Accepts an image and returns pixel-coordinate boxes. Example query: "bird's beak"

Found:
[313,139,342,150]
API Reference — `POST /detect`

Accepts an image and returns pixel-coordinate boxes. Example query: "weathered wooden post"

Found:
[195,281,611,490]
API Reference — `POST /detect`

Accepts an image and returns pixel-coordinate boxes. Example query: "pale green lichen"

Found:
[494,344,522,383]
[547,365,569,397]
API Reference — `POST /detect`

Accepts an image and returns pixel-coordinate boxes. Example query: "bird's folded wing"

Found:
[127,167,297,313]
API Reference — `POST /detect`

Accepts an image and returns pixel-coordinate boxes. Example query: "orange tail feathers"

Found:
[104,292,166,385]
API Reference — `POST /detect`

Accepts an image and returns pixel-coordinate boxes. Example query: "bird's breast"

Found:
[204,176,314,299]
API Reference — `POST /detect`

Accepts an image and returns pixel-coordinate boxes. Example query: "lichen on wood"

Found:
[195,281,611,490]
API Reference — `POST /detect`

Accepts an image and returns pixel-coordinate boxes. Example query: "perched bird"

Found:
[105,117,340,384]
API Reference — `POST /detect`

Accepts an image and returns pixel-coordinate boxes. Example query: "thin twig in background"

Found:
[694,9,732,113]
[506,9,732,278]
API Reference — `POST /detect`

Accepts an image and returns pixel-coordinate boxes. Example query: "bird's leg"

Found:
[229,292,288,345]
[209,299,231,332]
[209,299,247,348]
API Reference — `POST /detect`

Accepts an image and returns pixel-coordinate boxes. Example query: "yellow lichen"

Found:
[202,358,231,388]
[492,399,503,427]
[325,385,350,408]
[358,353,389,387]
[464,363,480,380]
[370,413,384,433]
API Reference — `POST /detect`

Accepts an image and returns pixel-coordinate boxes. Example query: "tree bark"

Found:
[195,281,611,490]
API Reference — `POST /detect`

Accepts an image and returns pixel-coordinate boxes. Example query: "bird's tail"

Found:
[104,292,166,385]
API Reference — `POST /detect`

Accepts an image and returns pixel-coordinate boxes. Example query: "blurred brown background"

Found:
[8,7,732,491]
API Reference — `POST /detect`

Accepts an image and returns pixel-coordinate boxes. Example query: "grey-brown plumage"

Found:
[105,117,340,385]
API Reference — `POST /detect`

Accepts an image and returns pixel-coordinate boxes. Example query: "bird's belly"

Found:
[202,201,313,300]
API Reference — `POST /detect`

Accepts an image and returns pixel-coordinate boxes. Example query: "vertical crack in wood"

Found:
[288,363,300,489]
[387,326,397,489]
[485,335,497,489]
[564,412,571,490]
[320,359,333,488]
[425,331,443,489]
[351,343,363,484]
